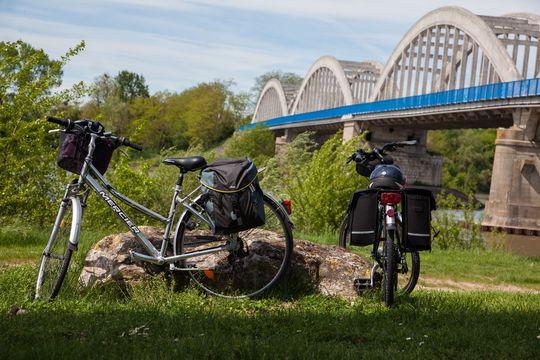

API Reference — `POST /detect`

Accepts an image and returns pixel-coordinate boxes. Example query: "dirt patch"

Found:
[418,276,540,294]
[0,259,35,268]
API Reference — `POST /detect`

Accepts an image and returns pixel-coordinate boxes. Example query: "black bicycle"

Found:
[339,140,435,306]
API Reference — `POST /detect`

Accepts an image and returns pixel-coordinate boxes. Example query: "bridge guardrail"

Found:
[242,78,540,130]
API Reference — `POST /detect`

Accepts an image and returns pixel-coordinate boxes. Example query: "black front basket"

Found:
[57,132,117,175]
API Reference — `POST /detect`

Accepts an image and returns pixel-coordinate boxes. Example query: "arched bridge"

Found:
[248,7,540,235]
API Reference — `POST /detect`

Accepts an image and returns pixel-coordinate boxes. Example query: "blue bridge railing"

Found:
[242,78,540,130]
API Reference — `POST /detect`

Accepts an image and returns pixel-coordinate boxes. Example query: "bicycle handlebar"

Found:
[348,139,418,164]
[47,116,71,128]
[46,116,144,151]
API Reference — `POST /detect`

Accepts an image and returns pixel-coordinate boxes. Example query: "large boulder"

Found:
[79,226,372,298]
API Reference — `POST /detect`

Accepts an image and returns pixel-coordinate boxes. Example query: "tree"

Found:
[182,80,247,147]
[0,40,85,224]
[428,129,497,194]
[115,70,149,102]
[90,73,116,107]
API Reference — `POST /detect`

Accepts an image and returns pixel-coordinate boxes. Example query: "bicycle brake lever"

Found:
[48,129,63,133]
[119,148,129,157]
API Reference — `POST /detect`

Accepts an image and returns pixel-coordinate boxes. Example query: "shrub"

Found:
[260,132,318,198]
[0,40,85,226]
[432,193,485,250]
[287,132,367,233]
[222,127,275,166]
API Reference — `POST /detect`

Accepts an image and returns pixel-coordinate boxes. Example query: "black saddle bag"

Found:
[348,189,379,246]
[402,188,436,251]
[57,132,117,175]
[200,158,265,235]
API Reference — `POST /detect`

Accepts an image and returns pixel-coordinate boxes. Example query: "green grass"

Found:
[1,265,539,359]
[0,226,108,265]
[299,232,540,290]
[1,228,539,358]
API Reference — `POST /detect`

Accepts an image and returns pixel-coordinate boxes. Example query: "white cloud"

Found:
[1,0,539,93]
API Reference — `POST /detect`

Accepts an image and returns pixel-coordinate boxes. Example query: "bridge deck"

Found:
[243,78,540,131]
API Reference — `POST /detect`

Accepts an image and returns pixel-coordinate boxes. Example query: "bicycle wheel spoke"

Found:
[177,195,292,298]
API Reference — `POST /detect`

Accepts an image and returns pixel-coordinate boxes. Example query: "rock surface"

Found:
[79,226,372,298]
[78,226,166,288]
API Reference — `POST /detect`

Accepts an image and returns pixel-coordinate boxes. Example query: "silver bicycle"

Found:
[35,116,293,300]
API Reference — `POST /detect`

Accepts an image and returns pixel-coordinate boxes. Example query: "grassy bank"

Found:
[1,227,539,358]
[1,265,539,359]
[300,232,540,291]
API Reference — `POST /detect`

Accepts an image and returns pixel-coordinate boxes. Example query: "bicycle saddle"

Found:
[162,156,207,172]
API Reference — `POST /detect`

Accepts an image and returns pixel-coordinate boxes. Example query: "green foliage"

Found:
[428,129,496,194]
[85,78,247,151]
[115,70,149,101]
[287,132,367,233]
[260,132,318,198]
[83,154,166,230]
[0,40,85,225]
[431,193,485,250]
[181,81,241,147]
[222,127,275,166]
[129,92,188,150]
[83,145,216,231]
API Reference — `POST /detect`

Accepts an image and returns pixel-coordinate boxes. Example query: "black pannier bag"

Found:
[402,188,436,251]
[57,132,117,175]
[348,189,379,246]
[200,158,265,235]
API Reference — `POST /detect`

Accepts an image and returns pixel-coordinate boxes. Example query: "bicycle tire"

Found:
[35,200,77,301]
[174,193,293,299]
[383,229,396,306]
[398,251,420,295]
[338,214,348,249]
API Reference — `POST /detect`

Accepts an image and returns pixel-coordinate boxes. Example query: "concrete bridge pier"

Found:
[483,109,540,234]
[343,122,442,186]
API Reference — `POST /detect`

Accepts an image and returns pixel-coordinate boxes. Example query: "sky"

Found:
[1,0,540,95]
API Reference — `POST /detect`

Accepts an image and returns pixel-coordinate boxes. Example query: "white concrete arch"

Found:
[370,6,521,101]
[290,55,354,115]
[504,13,540,26]
[252,78,289,123]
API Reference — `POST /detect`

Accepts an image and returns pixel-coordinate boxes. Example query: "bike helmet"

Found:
[368,164,405,189]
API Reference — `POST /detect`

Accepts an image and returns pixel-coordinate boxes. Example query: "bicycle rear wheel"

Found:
[338,214,348,249]
[383,230,396,306]
[396,251,420,295]
[35,198,79,300]
[174,193,293,299]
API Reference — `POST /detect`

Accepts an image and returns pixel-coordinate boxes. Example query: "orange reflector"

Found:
[60,220,65,228]
[204,269,215,281]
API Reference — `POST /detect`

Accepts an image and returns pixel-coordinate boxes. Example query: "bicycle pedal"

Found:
[353,278,372,291]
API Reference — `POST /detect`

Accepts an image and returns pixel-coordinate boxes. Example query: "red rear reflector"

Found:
[386,208,395,217]
[282,199,292,215]
[381,192,402,204]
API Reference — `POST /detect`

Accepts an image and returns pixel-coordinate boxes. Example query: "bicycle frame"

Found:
[64,133,234,266]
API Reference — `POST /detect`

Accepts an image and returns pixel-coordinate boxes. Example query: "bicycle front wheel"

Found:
[35,198,80,301]
[174,193,293,299]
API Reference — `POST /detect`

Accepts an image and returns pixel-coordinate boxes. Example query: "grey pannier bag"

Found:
[200,158,265,235]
